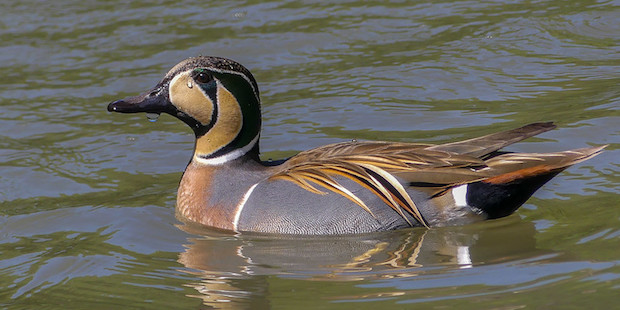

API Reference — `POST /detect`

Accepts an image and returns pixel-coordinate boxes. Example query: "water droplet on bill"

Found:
[187,80,193,88]
[146,112,160,122]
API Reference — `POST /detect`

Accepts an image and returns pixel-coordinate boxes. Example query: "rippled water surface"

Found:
[1,0,619,308]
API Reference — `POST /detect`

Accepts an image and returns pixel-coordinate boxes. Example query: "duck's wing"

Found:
[428,122,556,157]
[477,145,606,183]
[270,141,489,227]
[268,123,605,228]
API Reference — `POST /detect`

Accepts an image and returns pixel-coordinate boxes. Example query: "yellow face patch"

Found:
[169,71,214,125]
[195,81,243,156]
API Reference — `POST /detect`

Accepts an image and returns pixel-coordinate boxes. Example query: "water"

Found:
[1,0,619,308]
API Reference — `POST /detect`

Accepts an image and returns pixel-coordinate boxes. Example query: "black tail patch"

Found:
[466,171,562,219]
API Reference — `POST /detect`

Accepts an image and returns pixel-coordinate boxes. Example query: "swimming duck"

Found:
[107,56,605,234]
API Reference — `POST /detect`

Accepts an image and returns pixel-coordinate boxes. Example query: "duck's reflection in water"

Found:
[177,217,542,308]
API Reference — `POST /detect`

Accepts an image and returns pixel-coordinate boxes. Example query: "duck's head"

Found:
[108,56,262,164]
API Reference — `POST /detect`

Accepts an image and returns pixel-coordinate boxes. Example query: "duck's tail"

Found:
[463,145,606,218]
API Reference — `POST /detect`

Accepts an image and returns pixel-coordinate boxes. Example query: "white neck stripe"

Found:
[193,134,259,166]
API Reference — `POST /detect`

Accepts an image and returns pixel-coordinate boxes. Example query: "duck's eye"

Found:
[194,71,213,84]
[148,86,162,97]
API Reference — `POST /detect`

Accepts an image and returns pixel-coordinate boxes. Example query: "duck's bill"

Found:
[107,87,171,114]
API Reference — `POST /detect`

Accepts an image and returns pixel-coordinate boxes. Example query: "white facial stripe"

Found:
[193,134,260,166]
[452,184,468,207]
[233,183,258,231]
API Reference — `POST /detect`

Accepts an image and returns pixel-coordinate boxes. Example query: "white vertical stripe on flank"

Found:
[233,183,258,231]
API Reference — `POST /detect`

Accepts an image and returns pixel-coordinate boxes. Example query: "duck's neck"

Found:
[193,133,261,165]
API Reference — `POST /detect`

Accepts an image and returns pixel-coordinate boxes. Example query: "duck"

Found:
[107,56,605,234]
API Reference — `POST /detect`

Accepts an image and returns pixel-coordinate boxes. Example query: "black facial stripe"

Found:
[191,81,219,137]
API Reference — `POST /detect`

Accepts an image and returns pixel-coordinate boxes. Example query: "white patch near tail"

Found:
[457,246,472,268]
[452,184,469,207]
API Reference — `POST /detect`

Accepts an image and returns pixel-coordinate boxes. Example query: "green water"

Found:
[1,0,619,309]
